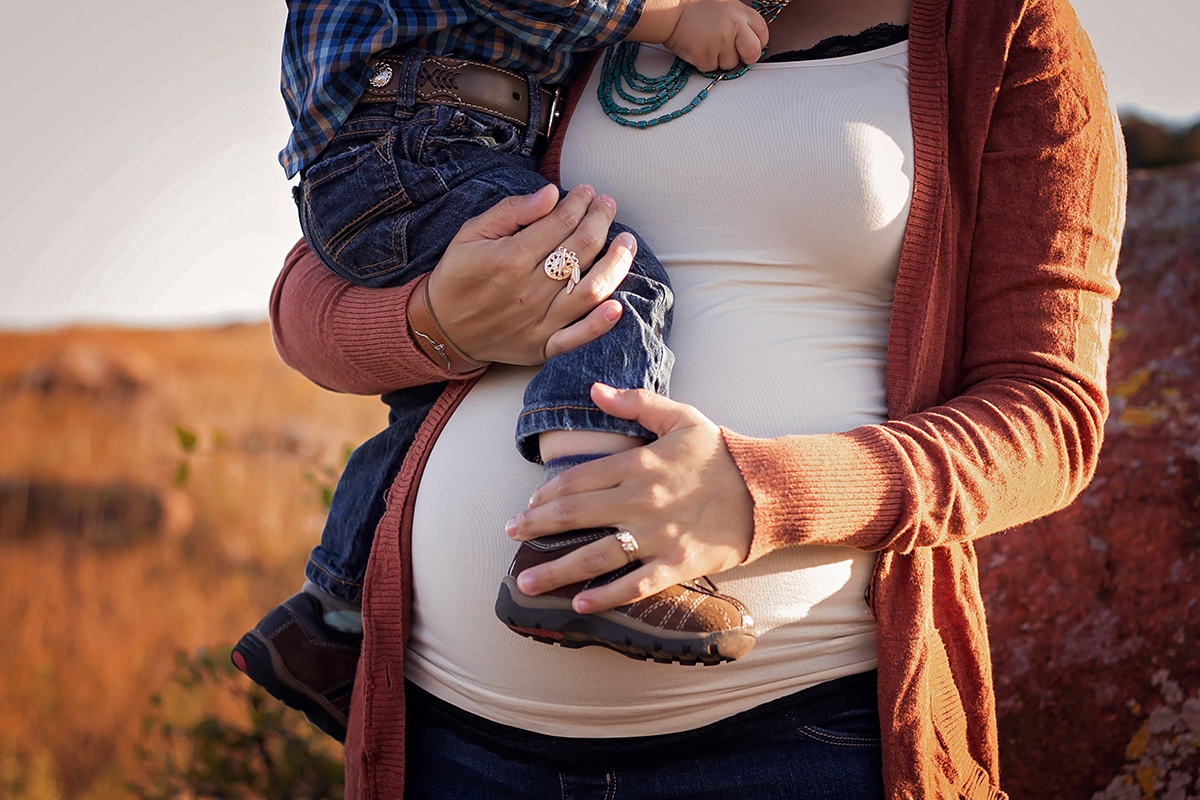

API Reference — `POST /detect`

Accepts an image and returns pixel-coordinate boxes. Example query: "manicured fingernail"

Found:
[599,195,616,211]
[506,517,518,538]
[517,574,537,593]
[615,232,634,249]
[603,304,621,322]
[579,184,595,197]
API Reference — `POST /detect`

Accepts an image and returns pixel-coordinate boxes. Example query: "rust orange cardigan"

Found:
[269,0,1126,795]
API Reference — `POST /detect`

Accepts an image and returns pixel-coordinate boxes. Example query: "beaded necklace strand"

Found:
[598,0,791,128]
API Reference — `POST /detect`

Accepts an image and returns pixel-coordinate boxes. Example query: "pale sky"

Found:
[1,0,1197,329]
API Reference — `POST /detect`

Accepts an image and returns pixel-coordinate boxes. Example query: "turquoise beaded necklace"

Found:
[598,0,792,128]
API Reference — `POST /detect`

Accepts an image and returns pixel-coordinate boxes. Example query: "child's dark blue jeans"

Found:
[297,50,673,602]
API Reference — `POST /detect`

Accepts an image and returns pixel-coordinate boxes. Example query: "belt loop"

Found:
[521,73,542,155]
[395,49,427,115]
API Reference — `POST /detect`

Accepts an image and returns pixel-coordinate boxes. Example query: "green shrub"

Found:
[130,647,344,800]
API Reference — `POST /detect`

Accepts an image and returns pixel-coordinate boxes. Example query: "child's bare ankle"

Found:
[539,430,646,462]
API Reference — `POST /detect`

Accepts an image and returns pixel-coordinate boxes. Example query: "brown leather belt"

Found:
[360,53,560,139]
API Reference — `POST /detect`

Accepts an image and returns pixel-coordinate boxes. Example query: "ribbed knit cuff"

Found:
[330,279,483,389]
[719,427,906,562]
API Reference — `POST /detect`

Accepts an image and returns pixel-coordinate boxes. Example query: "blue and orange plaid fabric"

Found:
[281,0,641,177]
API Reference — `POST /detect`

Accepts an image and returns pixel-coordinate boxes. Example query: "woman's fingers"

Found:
[513,531,639,597]
[544,300,623,359]
[526,193,620,311]
[512,451,633,539]
[428,183,625,365]
[510,185,607,274]
[589,383,698,437]
[542,233,636,357]
[564,231,636,310]
[571,563,670,614]
[507,389,755,613]
[547,195,618,274]
[458,183,560,244]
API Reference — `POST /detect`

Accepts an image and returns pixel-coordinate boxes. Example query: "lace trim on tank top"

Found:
[762,22,909,63]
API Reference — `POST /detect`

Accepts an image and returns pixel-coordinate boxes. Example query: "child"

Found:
[233,0,766,742]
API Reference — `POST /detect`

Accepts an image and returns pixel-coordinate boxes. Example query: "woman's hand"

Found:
[505,384,756,613]
[427,184,637,366]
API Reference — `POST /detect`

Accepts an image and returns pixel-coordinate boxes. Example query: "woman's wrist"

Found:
[406,274,490,374]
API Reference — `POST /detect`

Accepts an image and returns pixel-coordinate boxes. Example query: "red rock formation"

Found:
[977,163,1200,799]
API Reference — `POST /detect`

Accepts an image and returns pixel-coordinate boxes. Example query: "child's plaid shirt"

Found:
[280,0,641,178]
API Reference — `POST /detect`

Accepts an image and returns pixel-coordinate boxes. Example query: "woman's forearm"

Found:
[270,240,461,394]
[722,367,1110,559]
[269,184,636,394]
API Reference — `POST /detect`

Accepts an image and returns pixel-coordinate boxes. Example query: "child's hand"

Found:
[666,0,769,72]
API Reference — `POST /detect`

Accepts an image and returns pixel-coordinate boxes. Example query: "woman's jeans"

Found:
[404,706,886,800]
[296,50,673,602]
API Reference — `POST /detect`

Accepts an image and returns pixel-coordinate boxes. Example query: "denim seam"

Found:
[517,404,602,419]
[303,143,379,190]
[326,189,411,266]
[390,213,408,271]
[336,122,394,135]
[408,111,451,194]
[307,558,364,588]
[797,726,882,747]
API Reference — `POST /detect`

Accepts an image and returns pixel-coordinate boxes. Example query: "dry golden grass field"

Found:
[0,324,383,798]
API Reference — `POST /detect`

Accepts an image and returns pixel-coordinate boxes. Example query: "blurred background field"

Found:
[0,324,381,798]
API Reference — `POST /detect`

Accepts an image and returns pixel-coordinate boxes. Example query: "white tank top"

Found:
[406,41,913,737]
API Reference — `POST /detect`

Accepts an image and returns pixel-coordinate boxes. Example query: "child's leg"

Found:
[497,224,757,666]
[287,71,554,607]
[236,73,555,733]
[303,385,444,622]
[233,386,441,743]
[514,223,673,462]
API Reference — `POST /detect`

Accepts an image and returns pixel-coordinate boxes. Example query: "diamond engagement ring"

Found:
[543,246,582,294]
[614,530,639,564]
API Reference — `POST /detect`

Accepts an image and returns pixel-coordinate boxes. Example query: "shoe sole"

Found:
[231,630,349,743]
[494,577,755,665]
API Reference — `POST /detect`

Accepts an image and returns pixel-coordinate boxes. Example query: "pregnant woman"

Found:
[269,0,1125,795]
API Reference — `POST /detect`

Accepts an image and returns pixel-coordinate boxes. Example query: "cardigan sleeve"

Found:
[269,239,467,395]
[724,0,1126,560]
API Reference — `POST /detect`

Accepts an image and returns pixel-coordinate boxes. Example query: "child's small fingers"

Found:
[717,46,740,72]
[736,25,765,65]
[749,10,769,44]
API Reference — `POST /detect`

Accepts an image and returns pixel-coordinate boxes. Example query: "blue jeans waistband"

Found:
[404,669,879,773]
